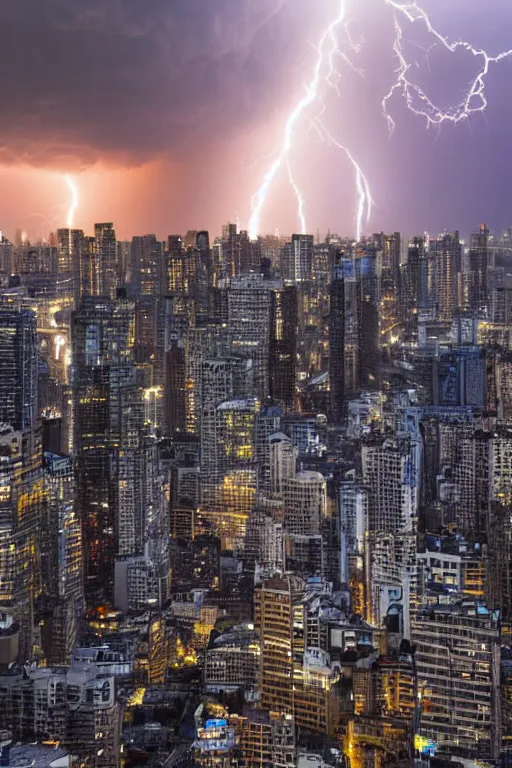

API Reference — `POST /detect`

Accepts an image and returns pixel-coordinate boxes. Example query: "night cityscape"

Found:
[1,2,512,768]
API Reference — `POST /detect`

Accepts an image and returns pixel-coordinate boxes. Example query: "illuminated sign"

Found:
[414,735,436,756]
[205,719,227,729]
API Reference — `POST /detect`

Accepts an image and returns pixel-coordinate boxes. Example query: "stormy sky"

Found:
[1,0,511,241]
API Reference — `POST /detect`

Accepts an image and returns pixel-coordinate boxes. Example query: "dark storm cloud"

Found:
[0,0,312,168]
[2,0,512,237]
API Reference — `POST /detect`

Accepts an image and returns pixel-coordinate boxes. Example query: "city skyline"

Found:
[1,0,511,241]
[0,203,510,765]
[3,1,512,765]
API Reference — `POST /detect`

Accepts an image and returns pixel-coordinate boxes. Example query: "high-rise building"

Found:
[166,234,197,296]
[355,247,380,391]
[94,222,118,299]
[220,224,261,277]
[71,296,135,600]
[281,235,313,283]
[329,259,346,423]
[283,471,327,537]
[245,501,286,573]
[0,305,43,660]
[113,433,170,611]
[134,294,159,364]
[412,600,501,760]
[237,710,296,768]
[433,346,487,407]
[374,232,402,335]
[0,306,38,432]
[259,232,288,273]
[194,230,213,320]
[269,431,297,498]
[0,234,14,276]
[469,223,490,312]
[486,501,512,621]
[339,479,368,587]
[362,437,417,533]
[254,406,282,494]
[227,275,276,401]
[254,573,305,714]
[200,395,260,547]
[183,326,217,435]
[429,231,463,321]
[269,285,297,411]
[0,425,44,661]
[130,234,164,296]
[199,353,254,523]
[41,452,83,665]
[215,398,260,480]
[57,228,84,302]
[402,235,429,325]
[164,341,187,435]
[0,663,122,767]
[200,357,238,507]
[117,240,131,286]
[77,234,96,298]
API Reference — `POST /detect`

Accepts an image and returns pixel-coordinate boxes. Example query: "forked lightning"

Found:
[249,0,512,240]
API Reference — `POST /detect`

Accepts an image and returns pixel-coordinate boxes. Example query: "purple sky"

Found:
[0,0,511,241]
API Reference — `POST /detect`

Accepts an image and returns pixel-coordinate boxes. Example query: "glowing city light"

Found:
[54,334,66,361]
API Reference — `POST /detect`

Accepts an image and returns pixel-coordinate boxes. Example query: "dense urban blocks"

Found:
[0,222,509,766]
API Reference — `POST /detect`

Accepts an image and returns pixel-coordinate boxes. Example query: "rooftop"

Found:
[294,471,325,483]
[9,745,70,768]
[217,398,259,411]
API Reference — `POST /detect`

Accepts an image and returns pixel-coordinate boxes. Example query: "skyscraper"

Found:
[113,422,170,612]
[329,258,346,423]
[42,452,83,665]
[57,228,84,302]
[269,285,297,411]
[130,234,164,297]
[94,222,118,299]
[220,224,260,277]
[0,306,38,432]
[0,425,44,662]
[412,601,501,759]
[355,246,380,391]
[362,436,417,533]
[194,230,213,320]
[71,296,135,599]
[228,276,275,402]
[254,574,305,715]
[281,235,313,283]
[430,231,463,321]
[401,235,429,333]
[283,471,327,537]
[200,356,244,509]
[469,223,490,312]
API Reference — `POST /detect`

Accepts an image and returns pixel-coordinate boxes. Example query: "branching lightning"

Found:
[314,117,372,243]
[64,174,79,229]
[286,158,306,234]
[383,0,512,133]
[248,0,371,241]
[249,0,512,240]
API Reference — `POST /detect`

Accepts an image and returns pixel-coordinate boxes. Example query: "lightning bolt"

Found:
[64,174,79,229]
[286,158,306,235]
[248,0,512,242]
[314,116,372,243]
[383,0,512,133]
[248,0,372,241]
